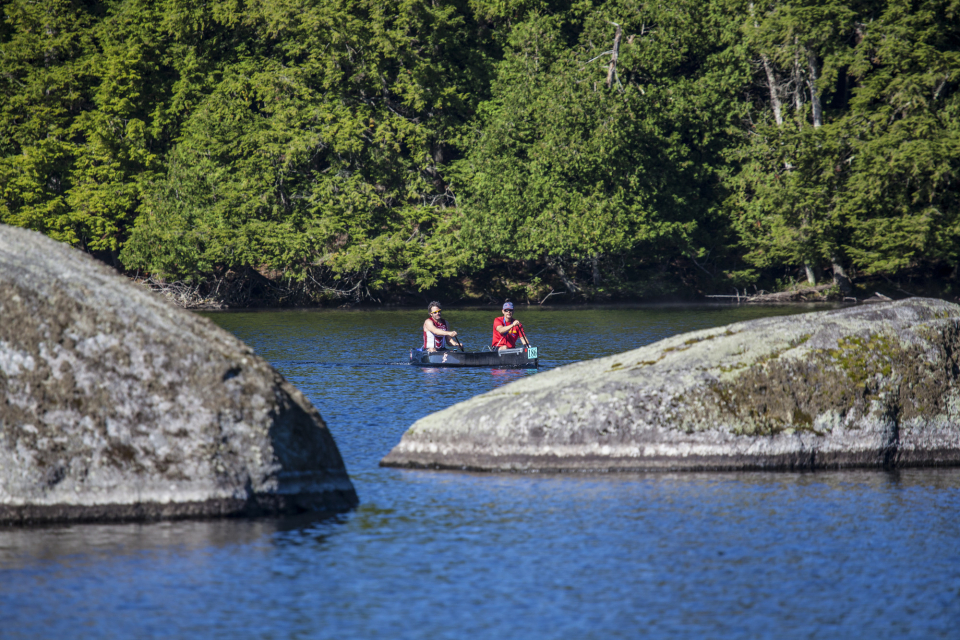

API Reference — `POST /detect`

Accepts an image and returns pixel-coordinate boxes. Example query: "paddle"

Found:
[518,325,536,357]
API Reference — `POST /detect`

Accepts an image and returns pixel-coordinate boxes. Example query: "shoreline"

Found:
[127,266,958,312]
[191,299,847,313]
[178,289,945,313]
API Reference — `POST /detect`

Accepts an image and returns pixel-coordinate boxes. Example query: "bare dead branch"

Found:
[539,288,565,305]
[606,24,623,90]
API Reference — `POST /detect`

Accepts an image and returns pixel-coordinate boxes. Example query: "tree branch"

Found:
[606,23,623,90]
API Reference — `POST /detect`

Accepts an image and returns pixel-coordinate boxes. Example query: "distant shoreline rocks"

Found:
[382,298,960,472]
[0,225,357,524]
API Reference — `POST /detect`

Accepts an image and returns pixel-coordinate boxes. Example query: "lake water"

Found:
[2,305,959,638]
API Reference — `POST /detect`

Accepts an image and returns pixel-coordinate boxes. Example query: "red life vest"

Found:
[492,316,522,348]
[424,317,448,350]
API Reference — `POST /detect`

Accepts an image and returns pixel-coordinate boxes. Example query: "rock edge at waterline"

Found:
[381,298,960,472]
[0,225,357,524]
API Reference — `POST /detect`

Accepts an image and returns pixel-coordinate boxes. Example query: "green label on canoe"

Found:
[527,347,538,359]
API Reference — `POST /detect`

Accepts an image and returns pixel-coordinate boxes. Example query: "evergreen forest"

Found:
[2,0,959,306]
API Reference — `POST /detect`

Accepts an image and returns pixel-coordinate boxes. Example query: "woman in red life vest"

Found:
[422,301,461,352]
[492,301,530,351]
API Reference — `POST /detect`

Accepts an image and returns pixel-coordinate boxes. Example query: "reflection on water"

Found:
[2,304,959,639]
[0,514,342,571]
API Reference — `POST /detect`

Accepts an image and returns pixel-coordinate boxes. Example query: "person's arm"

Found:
[444,323,462,345]
[495,319,515,334]
[425,319,458,338]
[516,322,529,345]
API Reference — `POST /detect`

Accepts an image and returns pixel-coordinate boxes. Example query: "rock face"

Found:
[0,225,357,524]
[382,298,960,472]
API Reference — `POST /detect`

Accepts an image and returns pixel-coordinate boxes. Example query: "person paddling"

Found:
[492,301,530,351]
[423,301,461,352]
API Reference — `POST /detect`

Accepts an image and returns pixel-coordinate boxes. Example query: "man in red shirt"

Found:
[492,302,530,351]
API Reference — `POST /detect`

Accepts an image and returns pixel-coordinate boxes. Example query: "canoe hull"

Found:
[409,347,538,369]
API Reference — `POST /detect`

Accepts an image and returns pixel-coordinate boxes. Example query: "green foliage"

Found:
[0,0,101,246]
[1,0,958,302]
[453,1,751,276]
[121,0,491,292]
[730,0,960,281]
[841,0,960,272]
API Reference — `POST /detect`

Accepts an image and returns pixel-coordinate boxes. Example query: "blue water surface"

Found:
[2,305,959,639]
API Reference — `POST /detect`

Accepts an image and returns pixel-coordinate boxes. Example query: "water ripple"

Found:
[2,305,958,639]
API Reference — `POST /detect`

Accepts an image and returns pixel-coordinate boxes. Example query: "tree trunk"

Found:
[749,3,783,126]
[831,253,852,294]
[793,44,804,113]
[547,256,579,293]
[806,49,823,128]
[749,2,783,127]
[592,255,601,286]
[606,24,622,89]
[762,56,784,126]
[804,261,817,285]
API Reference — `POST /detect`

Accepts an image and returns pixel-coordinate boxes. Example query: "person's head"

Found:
[428,301,442,317]
[502,301,514,317]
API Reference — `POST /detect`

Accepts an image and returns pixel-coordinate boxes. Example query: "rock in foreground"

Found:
[0,225,357,524]
[382,298,960,472]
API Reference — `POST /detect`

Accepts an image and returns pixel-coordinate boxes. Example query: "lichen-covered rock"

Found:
[0,225,357,523]
[382,298,960,472]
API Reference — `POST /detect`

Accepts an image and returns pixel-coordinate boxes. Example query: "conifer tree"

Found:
[453,1,750,290]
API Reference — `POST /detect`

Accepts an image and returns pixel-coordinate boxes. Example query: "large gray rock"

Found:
[382,298,960,472]
[0,225,357,523]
